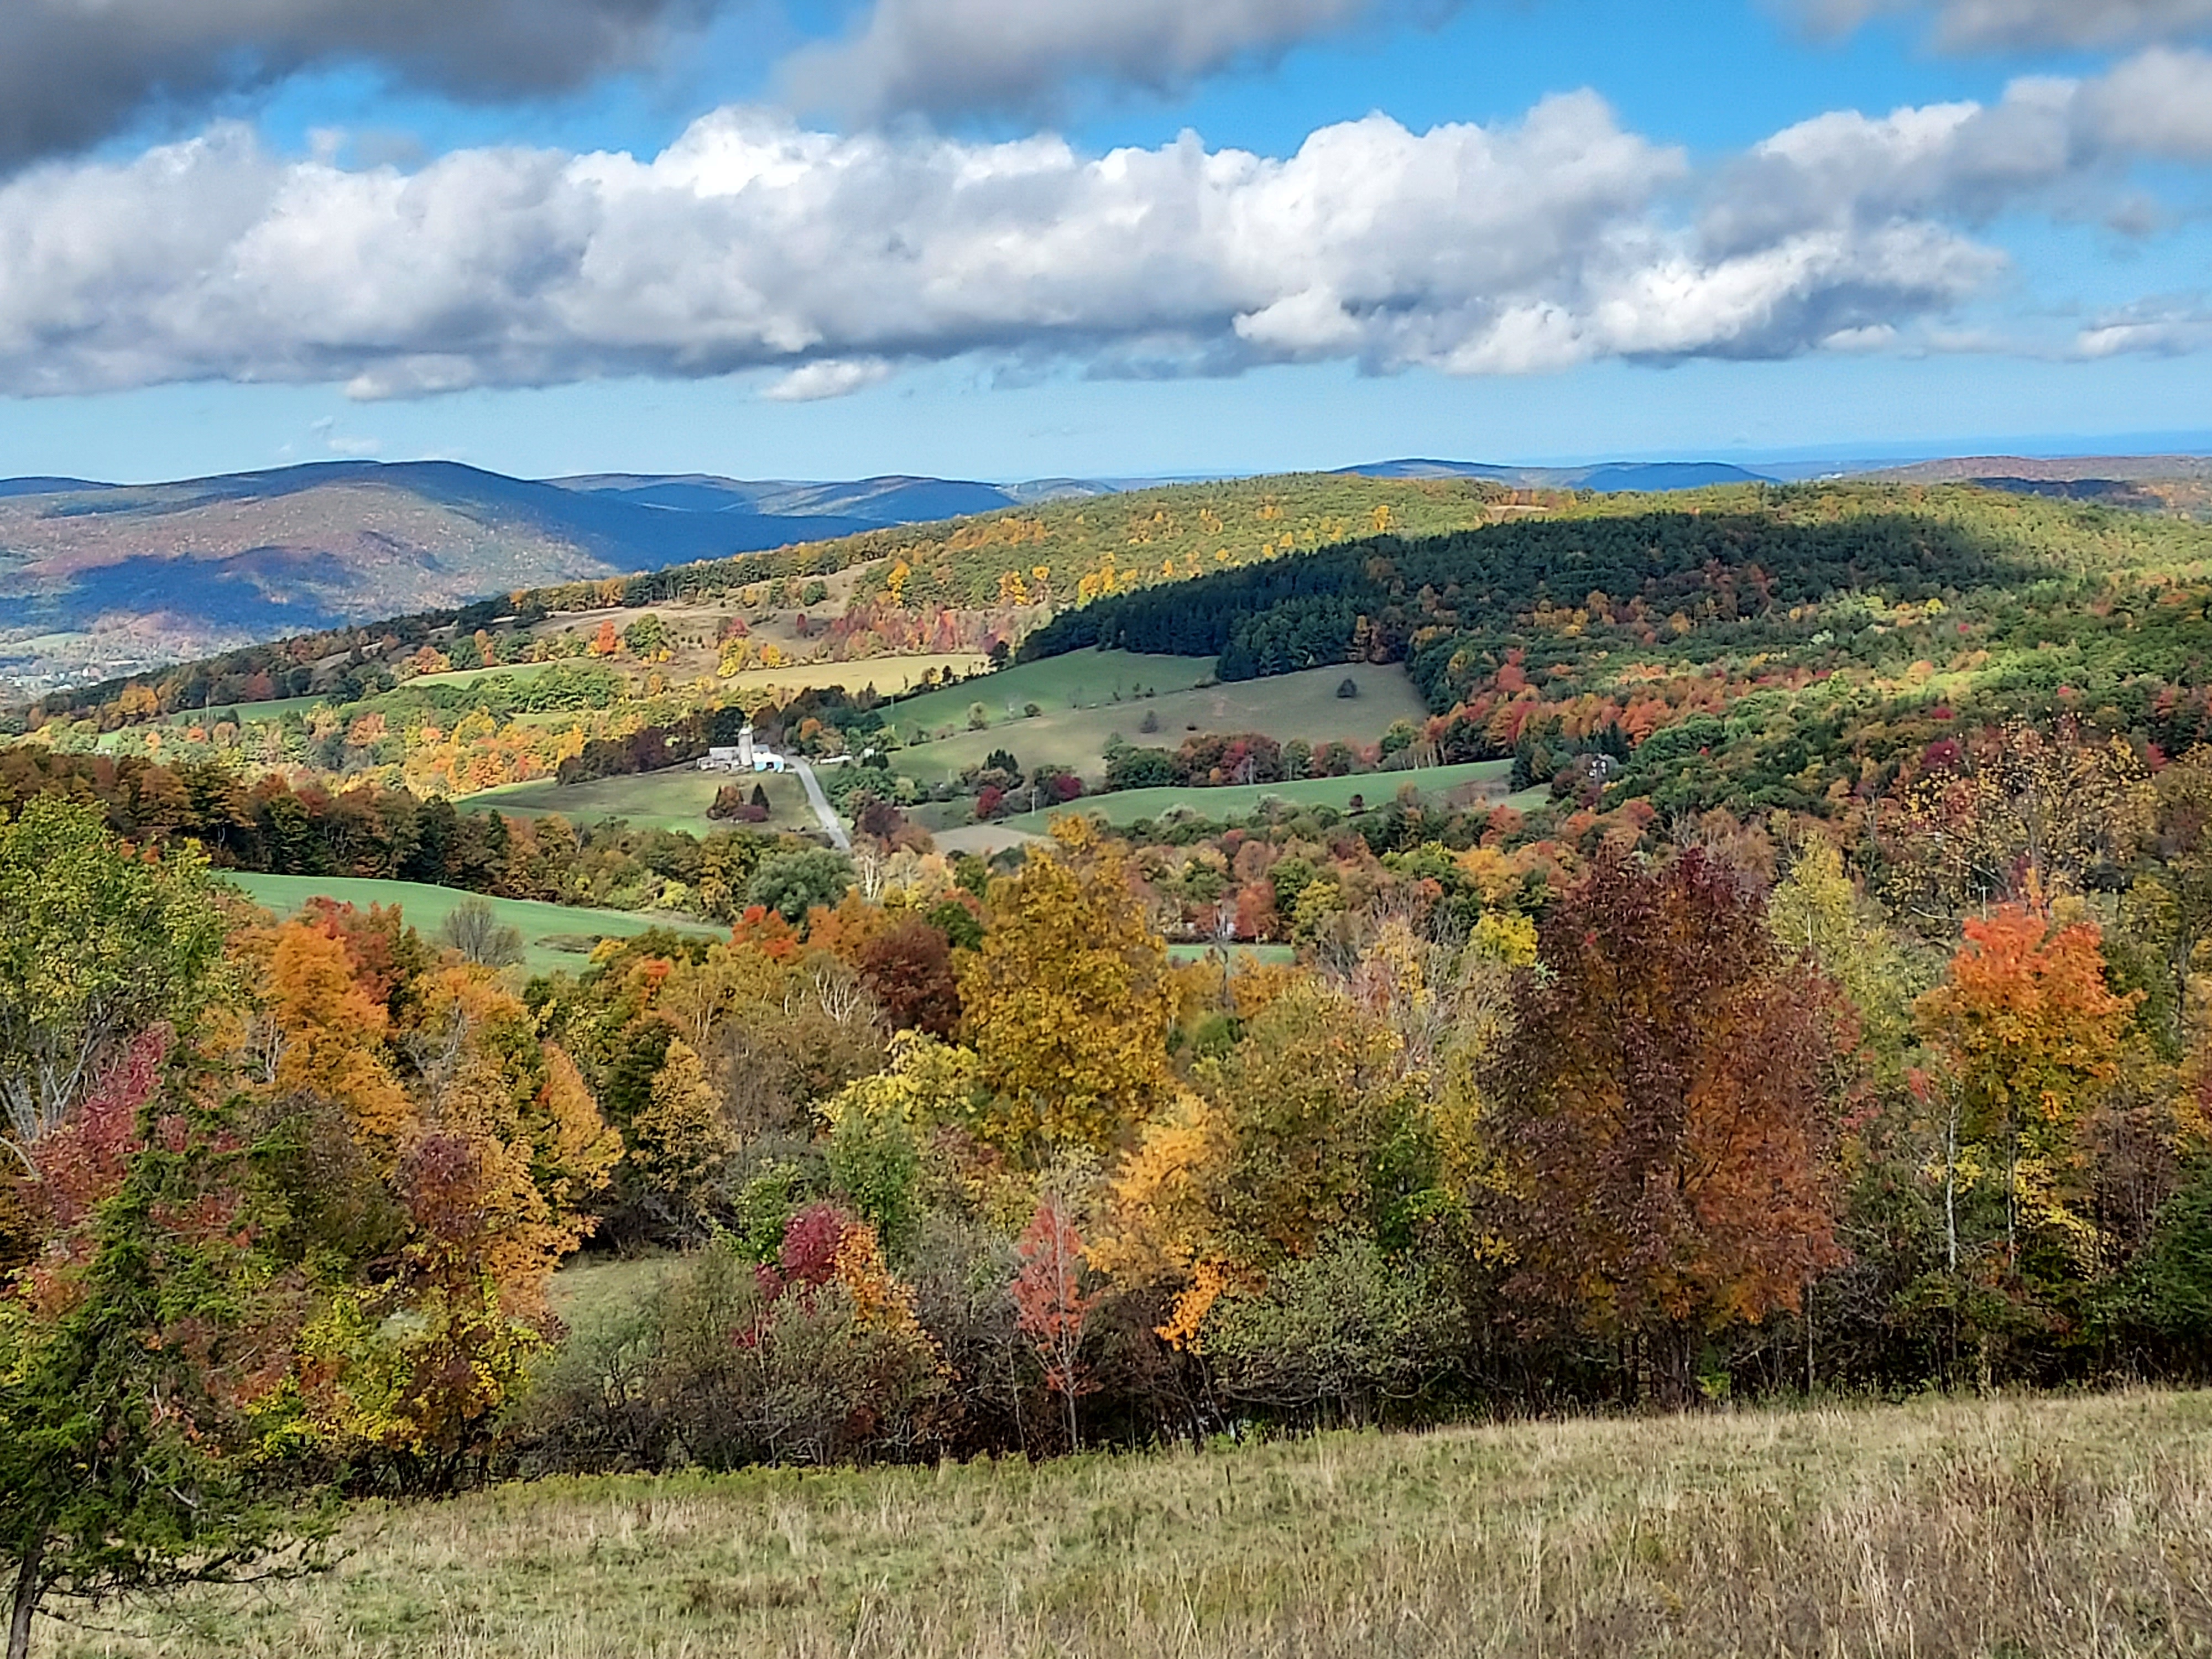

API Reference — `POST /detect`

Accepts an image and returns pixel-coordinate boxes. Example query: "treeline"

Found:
[27,591,558,724]
[1022,493,2094,672]
[0,745,822,922]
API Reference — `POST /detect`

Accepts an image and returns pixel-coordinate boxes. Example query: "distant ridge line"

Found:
[1868,455,2212,484]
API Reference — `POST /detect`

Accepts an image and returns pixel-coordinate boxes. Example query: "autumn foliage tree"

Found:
[2,896,329,1659]
[853,914,962,1039]
[1914,901,2138,1287]
[1011,1199,1099,1451]
[1485,849,1848,1404]
[959,819,1174,1156]
[0,799,227,1171]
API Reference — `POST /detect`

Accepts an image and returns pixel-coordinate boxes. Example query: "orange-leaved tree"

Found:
[1012,1199,1099,1452]
[1914,900,2138,1280]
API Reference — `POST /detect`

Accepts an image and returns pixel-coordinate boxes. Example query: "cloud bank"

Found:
[1797,0,2212,50]
[4,48,2209,404]
[0,0,1443,168]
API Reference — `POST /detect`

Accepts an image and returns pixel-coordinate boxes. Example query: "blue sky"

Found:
[1,0,2208,483]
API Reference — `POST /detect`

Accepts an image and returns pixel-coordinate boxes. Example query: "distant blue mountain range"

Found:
[1334,458,1778,491]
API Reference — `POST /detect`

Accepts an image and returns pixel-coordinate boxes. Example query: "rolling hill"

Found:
[1337,457,1780,490]
[0,460,897,695]
[0,455,1869,698]
[13,470,1530,714]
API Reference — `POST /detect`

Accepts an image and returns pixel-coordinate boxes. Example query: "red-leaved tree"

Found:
[1486,848,1849,1406]
[1012,1199,1099,1451]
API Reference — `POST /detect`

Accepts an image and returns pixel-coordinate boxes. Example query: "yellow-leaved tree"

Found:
[959,818,1174,1157]
[631,1036,734,1224]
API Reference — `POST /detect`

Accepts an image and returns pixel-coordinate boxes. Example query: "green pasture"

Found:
[463,765,820,836]
[221,873,716,976]
[1001,758,1521,832]
[891,660,1430,785]
[886,649,1217,734]
[411,662,560,690]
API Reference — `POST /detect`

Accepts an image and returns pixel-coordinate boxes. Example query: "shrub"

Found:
[1204,1237,1466,1427]
[440,896,524,967]
[514,1228,946,1474]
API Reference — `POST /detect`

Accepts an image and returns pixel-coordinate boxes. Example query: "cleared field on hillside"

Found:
[892,659,1429,786]
[722,653,990,703]
[223,873,712,975]
[930,823,1052,857]
[464,766,820,836]
[154,692,327,725]
[888,649,1217,734]
[1002,758,1522,831]
[46,1389,2212,1658]
[413,662,561,690]
[424,651,990,702]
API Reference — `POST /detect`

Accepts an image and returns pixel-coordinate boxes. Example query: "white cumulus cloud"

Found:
[1704,48,2212,257]
[763,357,897,400]
[6,74,2199,404]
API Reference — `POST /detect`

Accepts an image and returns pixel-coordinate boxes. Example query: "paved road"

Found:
[789,758,852,851]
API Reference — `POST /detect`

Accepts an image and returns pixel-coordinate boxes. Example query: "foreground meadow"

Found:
[45,1390,2212,1659]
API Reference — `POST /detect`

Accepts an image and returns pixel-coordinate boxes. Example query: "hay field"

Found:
[44,1390,2212,1658]
[1000,758,1524,832]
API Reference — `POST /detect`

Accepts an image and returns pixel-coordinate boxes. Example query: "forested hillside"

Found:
[1026,484,2212,815]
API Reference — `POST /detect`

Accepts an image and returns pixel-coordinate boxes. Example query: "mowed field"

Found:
[888,649,1218,734]
[1166,942,1298,967]
[1001,758,1528,832]
[890,655,1431,786]
[43,1389,2212,1658]
[463,766,821,837]
[223,873,715,975]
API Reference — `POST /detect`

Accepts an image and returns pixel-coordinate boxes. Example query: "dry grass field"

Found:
[41,1389,2212,1658]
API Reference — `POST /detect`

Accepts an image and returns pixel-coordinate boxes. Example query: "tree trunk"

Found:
[8,1533,45,1659]
[1944,1107,1960,1271]
[1650,1325,1697,1411]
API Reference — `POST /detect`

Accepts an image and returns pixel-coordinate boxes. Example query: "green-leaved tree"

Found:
[0,799,227,1172]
